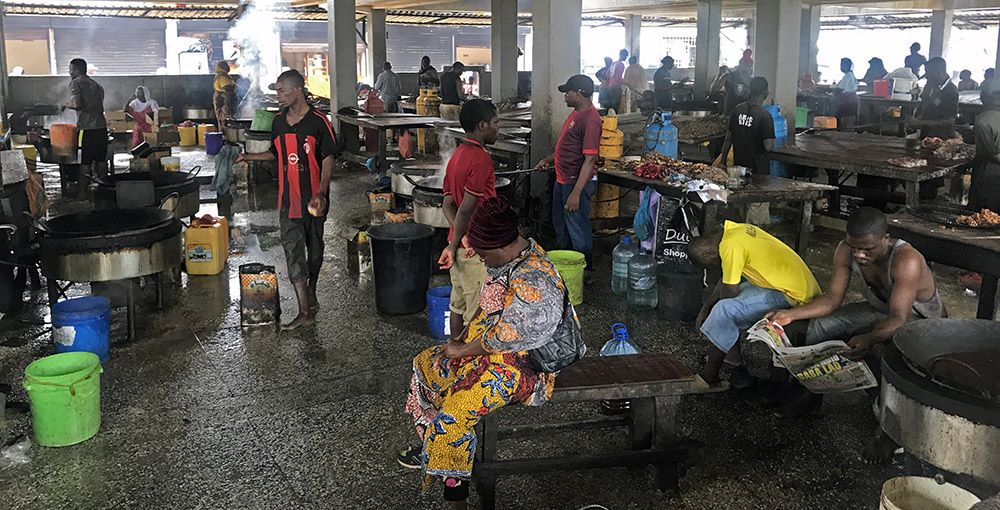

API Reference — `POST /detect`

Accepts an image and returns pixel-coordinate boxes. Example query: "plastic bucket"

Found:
[178,126,197,146]
[426,286,452,342]
[657,263,703,321]
[879,477,980,510]
[205,132,224,156]
[197,124,215,146]
[548,250,586,305]
[52,296,111,362]
[49,123,78,157]
[251,109,275,132]
[368,223,436,315]
[23,352,103,447]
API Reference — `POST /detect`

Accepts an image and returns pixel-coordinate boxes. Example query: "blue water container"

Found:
[643,111,678,158]
[426,286,452,342]
[51,296,111,363]
[764,104,788,178]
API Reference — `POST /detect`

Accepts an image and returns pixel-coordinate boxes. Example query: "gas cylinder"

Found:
[416,89,428,152]
[643,111,678,158]
[422,88,441,153]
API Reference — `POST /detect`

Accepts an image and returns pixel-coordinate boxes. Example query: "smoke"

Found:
[228,0,283,118]
[435,131,457,177]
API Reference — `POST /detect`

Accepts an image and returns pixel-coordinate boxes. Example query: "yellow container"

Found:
[590,183,620,219]
[418,89,441,153]
[197,124,216,146]
[813,116,837,129]
[178,126,197,147]
[600,129,624,160]
[601,116,618,131]
[184,217,228,275]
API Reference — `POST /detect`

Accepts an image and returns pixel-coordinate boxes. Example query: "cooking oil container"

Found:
[600,128,625,160]
[601,115,618,132]
[197,124,215,146]
[590,182,621,219]
[420,89,441,153]
[185,216,228,275]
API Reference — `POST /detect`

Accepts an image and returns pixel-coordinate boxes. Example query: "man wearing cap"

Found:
[238,70,340,331]
[534,74,602,275]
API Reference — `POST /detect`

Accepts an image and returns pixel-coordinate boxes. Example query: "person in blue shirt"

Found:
[834,58,859,130]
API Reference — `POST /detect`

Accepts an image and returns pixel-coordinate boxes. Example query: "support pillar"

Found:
[530,0,582,167]
[624,14,642,57]
[929,8,953,59]
[754,0,802,121]
[694,0,722,97]
[491,0,519,101]
[363,8,386,85]
[798,4,820,79]
[165,19,180,74]
[327,0,357,117]
[745,17,755,53]
[0,3,9,123]
[996,15,1000,72]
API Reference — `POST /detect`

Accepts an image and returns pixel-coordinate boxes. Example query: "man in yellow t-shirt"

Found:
[687,221,821,388]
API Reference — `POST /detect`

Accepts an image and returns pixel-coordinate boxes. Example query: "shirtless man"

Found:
[766,207,945,456]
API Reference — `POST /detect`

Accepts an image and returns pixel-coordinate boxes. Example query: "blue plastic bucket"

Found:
[205,132,224,156]
[426,285,452,342]
[51,296,111,363]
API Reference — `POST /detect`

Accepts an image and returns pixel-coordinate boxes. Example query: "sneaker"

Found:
[773,392,823,418]
[396,445,422,470]
[729,366,753,390]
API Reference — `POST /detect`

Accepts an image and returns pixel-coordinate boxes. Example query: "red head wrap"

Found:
[466,197,519,251]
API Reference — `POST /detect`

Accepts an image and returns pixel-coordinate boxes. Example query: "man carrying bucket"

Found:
[238,70,340,330]
[437,99,500,342]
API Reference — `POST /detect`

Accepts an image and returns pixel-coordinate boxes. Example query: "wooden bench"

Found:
[472,353,712,510]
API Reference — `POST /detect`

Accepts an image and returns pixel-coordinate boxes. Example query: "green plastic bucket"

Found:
[23,352,102,447]
[548,250,586,305]
[250,109,275,132]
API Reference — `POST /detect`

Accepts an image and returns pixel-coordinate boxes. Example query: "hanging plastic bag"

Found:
[398,130,415,159]
[632,187,654,241]
[600,323,640,356]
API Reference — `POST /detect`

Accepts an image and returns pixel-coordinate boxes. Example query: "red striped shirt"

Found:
[270,108,340,218]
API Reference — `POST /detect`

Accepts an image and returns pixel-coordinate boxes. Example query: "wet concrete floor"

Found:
[0,150,987,509]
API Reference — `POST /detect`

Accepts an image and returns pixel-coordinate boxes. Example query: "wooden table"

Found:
[768,131,971,209]
[887,213,1000,320]
[599,168,836,254]
[334,113,458,174]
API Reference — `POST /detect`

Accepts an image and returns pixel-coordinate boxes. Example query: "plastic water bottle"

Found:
[628,252,658,311]
[764,104,788,177]
[611,236,639,296]
[600,323,640,414]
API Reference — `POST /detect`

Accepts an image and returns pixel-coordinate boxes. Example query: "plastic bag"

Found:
[600,323,640,356]
[633,187,654,241]
[0,436,31,469]
[398,131,415,159]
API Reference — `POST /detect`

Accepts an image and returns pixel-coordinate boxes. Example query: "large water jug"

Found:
[764,104,788,178]
[611,235,639,296]
[627,252,658,311]
[643,111,678,158]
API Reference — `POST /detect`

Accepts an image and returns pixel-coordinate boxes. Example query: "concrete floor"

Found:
[0,150,987,509]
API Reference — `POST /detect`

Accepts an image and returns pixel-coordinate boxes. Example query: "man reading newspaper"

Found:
[688,221,821,389]
[765,207,945,426]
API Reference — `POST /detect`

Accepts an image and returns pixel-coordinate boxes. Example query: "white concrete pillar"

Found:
[48,28,57,75]
[327,0,357,115]
[491,0,519,101]
[531,0,582,166]
[929,8,953,59]
[0,4,8,122]
[996,15,1000,72]
[694,0,722,97]
[745,17,755,54]
[755,0,802,120]
[165,19,181,75]
[624,14,642,57]
[799,4,820,79]
[363,8,386,85]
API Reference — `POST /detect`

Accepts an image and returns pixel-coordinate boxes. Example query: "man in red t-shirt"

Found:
[535,74,602,275]
[438,99,500,339]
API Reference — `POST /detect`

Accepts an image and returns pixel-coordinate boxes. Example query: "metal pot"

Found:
[409,175,512,194]
[391,161,440,197]
[92,167,202,218]
[412,187,449,229]
[225,119,252,143]
[244,139,272,154]
[183,106,214,122]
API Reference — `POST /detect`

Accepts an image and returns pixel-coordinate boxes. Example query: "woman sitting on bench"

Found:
[399,197,572,509]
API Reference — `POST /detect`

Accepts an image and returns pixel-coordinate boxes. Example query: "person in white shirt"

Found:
[373,62,401,112]
[834,58,860,130]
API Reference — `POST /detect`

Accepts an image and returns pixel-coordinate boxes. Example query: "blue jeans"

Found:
[552,180,597,269]
[701,282,791,352]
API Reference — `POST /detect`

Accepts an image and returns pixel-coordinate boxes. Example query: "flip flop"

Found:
[691,375,731,393]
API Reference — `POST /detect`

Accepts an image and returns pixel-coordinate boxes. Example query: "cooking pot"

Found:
[412,187,450,229]
[92,167,202,218]
[183,106,214,121]
[408,175,511,194]
[225,119,252,143]
[391,161,440,197]
[245,139,272,154]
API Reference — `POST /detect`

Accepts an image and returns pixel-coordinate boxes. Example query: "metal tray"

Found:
[908,203,999,230]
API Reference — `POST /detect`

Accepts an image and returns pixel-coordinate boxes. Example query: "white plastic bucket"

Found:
[880,477,981,510]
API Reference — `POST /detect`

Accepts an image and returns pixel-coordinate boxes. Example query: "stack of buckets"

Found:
[594,114,623,220]
[24,296,110,446]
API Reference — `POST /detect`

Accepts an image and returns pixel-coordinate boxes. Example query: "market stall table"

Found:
[599,168,836,254]
[334,113,458,174]
[768,131,971,210]
[887,213,1000,320]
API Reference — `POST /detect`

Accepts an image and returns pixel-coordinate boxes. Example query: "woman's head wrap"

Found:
[466,197,519,251]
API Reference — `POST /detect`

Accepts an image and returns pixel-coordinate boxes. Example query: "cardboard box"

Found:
[143,130,181,146]
[107,119,134,133]
[158,107,173,123]
[106,110,128,122]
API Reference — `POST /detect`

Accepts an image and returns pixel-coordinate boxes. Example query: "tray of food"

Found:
[920,137,976,162]
[909,204,1000,230]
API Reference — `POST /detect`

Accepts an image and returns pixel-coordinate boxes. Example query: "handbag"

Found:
[528,289,587,373]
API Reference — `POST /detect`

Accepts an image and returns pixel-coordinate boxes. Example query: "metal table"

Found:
[599,168,836,254]
[768,131,971,209]
[887,213,1000,320]
[334,113,458,174]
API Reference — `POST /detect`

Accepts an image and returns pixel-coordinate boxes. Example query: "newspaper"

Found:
[746,319,878,394]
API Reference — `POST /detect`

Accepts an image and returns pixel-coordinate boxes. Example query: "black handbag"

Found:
[528,289,587,373]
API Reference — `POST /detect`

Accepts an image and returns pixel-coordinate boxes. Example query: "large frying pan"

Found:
[893,319,1000,401]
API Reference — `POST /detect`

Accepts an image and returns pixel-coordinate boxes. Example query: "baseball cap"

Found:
[268,69,305,90]
[557,74,595,96]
